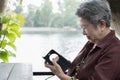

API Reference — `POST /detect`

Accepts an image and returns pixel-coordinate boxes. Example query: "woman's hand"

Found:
[44,56,63,75]
[44,56,71,80]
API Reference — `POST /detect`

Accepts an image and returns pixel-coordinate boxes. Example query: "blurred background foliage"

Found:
[0,0,24,62]
[14,0,80,28]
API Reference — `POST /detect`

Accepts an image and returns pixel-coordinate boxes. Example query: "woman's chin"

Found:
[88,40,92,42]
[88,39,94,43]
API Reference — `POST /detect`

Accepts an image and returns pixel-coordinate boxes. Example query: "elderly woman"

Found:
[45,0,120,80]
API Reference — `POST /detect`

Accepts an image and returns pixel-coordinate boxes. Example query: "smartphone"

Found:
[43,49,71,72]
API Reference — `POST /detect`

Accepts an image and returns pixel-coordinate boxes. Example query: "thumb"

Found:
[52,56,59,66]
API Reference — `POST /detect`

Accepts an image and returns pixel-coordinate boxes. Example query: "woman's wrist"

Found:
[57,73,71,80]
[70,76,75,80]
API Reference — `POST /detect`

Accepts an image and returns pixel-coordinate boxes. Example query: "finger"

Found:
[44,61,48,66]
[52,57,59,67]
[52,56,59,63]
[55,56,59,62]
[44,61,52,68]
[44,60,47,64]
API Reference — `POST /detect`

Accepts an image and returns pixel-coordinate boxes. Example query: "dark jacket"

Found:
[67,30,120,80]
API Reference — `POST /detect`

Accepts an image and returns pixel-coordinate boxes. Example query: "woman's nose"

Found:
[82,29,87,35]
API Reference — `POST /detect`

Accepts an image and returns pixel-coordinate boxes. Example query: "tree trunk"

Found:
[0,23,3,31]
[0,0,7,13]
[111,13,120,36]
[0,0,8,31]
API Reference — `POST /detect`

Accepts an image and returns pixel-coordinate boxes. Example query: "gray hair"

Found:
[76,0,112,27]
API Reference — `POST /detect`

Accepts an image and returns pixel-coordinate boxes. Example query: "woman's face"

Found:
[79,18,105,44]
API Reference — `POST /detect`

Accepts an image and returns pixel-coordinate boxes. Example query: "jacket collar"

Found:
[96,30,117,49]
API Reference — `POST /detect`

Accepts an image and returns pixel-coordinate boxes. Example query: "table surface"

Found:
[0,63,33,80]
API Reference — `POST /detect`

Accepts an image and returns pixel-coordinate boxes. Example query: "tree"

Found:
[61,0,79,27]
[14,5,23,14]
[37,0,53,27]
[0,0,24,62]
[24,0,53,27]
[33,8,41,27]
[24,4,36,27]
[51,0,79,27]
[50,13,64,27]
[23,0,80,28]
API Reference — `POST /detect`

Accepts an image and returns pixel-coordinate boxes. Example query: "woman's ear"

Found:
[99,19,106,28]
[97,19,107,32]
[99,19,107,31]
